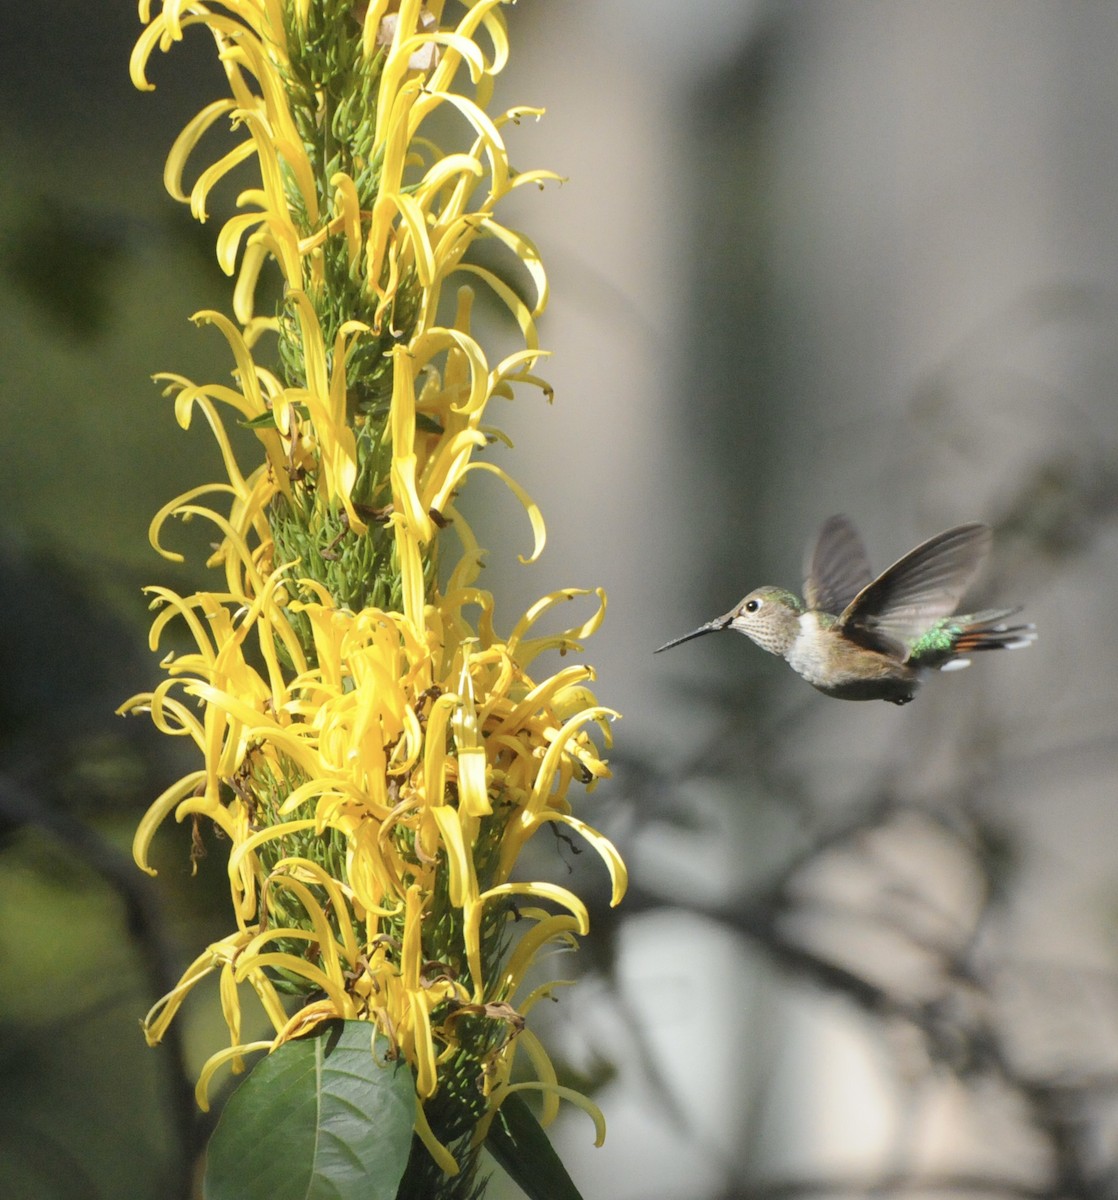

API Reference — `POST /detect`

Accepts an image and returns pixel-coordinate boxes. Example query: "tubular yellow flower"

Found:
[125,1,624,1188]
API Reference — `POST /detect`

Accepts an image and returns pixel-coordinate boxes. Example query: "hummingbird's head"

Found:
[655,586,802,657]
[723,586,803,656]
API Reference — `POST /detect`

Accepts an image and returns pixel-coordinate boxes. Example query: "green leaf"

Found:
[204,1020,415,1200]
[485,1093,585,1200]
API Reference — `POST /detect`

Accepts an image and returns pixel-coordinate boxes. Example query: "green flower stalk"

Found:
[123,1,625,1192]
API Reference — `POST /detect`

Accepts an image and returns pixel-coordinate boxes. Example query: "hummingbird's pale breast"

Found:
[785,612,918,702]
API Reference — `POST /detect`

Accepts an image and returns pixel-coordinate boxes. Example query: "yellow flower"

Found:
[126,0,625,1180]
[126,524,626,1174]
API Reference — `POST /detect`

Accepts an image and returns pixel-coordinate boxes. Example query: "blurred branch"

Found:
[0,773,201,1198]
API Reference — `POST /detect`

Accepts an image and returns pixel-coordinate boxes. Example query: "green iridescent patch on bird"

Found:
[908,621,963,658]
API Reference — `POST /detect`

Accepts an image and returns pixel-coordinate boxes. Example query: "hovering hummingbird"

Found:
[655,516,1035,705]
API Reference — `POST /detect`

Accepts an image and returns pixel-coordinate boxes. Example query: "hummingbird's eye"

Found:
[744,598,761,614]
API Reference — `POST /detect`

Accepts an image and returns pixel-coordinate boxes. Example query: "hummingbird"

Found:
[655,515,1036,705]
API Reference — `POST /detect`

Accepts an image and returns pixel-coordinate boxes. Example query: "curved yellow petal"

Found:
[494,1081,607,1147]
[414,1098,460,1176]
[460,460,545,564]
[132,770,206,875]
[194,1041,274,1112]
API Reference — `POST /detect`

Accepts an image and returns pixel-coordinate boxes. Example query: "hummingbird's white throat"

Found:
[785,611,834,687]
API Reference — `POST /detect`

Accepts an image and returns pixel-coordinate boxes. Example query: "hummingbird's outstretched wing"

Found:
[837,523,992,655]
[803,515,874,616]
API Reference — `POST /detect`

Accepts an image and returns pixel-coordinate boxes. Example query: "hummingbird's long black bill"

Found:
[654,615,730,654]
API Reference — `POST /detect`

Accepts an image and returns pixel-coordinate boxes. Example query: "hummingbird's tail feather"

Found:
[951,608,1038,654]
[908,606,1037,670]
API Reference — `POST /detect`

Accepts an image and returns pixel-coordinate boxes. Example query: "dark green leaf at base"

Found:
[485,1093,585,1200]
[204,1020,415,1200]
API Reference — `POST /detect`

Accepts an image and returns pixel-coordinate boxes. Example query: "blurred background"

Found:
[3,2,1118,1198]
